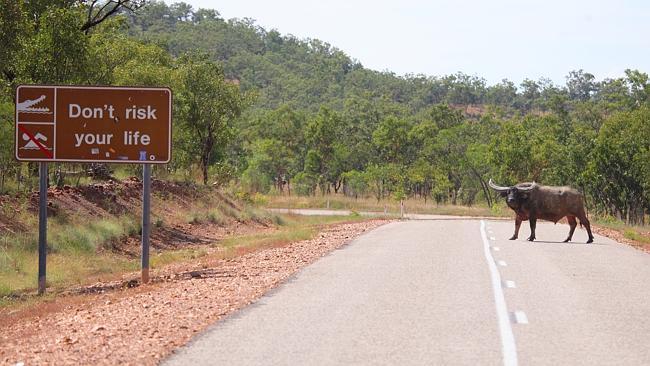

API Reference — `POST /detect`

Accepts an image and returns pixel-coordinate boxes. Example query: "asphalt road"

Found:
[164,219,650,366]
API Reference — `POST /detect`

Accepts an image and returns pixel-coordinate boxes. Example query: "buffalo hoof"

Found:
[509,236,517,240]
[527,237,535,242]
[587,238,594,244]
[563,238,571,243]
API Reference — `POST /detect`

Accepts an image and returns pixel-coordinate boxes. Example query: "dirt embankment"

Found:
[1,178,269,255]
[0,220,388,365]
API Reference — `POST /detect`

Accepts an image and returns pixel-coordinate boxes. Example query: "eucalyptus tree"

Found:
[176,52,250,185]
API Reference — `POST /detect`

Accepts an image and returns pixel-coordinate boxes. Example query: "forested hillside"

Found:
[1,0,649,224]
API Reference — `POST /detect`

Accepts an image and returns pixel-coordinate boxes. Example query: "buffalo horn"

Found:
[517,182,535,192]
[488,179,510,192]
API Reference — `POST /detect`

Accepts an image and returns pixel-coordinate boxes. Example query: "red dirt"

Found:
[0,220,389,365]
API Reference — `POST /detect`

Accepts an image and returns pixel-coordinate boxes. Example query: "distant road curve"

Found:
[266,207,507,221]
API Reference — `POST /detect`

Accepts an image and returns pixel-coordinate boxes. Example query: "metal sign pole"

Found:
[141,164,151,284]
[38,162,48,295]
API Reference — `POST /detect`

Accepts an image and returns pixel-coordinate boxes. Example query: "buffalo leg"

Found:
[564,216,577,242]
[510,217,522,240]
[578,214,594,243]
[527,216,536,241]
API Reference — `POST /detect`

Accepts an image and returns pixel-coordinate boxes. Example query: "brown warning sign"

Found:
[15,85,172,163]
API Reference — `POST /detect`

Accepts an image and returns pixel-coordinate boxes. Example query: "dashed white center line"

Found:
[497,260,508,267]
[492,246,501,251]
[503,280,516,288]
[480,220,518,366]
[512,311,529,324]
[490,236,497,241]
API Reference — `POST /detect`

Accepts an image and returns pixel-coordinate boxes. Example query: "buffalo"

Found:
[488,179,594,243]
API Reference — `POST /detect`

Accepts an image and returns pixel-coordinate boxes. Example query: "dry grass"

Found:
[264,194,510,218]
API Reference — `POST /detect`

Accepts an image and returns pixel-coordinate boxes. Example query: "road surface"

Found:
[164,219,650,365]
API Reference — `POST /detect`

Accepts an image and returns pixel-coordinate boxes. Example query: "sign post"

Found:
[141,164,151,284]
[16,85,172,292]
[38,162,48,295]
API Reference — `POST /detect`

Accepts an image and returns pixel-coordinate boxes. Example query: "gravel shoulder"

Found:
[0,219,389,366]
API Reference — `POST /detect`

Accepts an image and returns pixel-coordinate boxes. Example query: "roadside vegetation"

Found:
[0,176,366,304]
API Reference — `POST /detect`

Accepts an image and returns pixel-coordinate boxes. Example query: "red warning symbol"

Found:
[16,123,54,160]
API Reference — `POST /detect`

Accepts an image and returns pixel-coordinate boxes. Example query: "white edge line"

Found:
[481,220,518,366]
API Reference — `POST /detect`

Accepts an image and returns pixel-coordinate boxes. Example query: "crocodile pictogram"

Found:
[17,95,52,114]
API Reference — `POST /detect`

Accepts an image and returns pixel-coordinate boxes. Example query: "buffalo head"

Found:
[488,179,535,210]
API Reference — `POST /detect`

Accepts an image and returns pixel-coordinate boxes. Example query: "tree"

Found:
[176,52,250,185]
[486,79,518,109]
[81,0,145,33]
[303,106,341,192]
[585,108,650,224]
[242,138,291,193]
[0,0,27,88]
[566,69,596,102]
[519,78,541,111]
[341,170,367,199]
[624,69,650,106]
[372,116,411,164]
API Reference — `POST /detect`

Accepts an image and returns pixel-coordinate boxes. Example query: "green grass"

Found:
[583,216,650,248]
[215,214,362,257]
[0,215,142,297]
[0,248,137,298]
[185,204,274,226]
[623,229,650,244]
[49,216,140,253]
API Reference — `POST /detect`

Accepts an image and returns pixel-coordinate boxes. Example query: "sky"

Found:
[162,0,650,86]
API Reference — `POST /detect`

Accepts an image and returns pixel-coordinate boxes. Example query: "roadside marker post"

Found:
[15,85,172,293]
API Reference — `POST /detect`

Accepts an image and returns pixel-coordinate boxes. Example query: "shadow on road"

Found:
[527,240,606,246]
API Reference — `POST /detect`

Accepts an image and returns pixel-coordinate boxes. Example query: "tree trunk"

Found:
[202,161,208,185]
[0,167,5,193]
[470,168,492,208]
[333,179,342,193]
[201,131,214,186]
